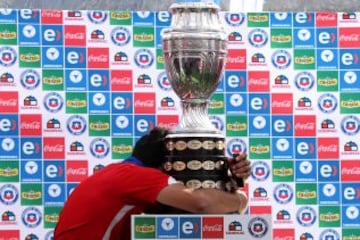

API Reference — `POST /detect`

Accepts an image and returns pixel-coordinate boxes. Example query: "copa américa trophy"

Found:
[162,0,244,191]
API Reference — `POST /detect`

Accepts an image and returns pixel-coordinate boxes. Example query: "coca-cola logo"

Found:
[339,34,360,42]
[249,78,268,85]
[227,56,245,64]
[295,123,315,130]
[42,10,61,18]
[65,33,85,40]
[272,100,292,108]
[67,168,87,175]
[134,100,155,108]
[44,144,64,152]
[202,224,222,232]
[0,99,17,106]
[21,122,41,130]
[88,54,108,63]
[318,144,338,152]
[273,237,294,240]
[342,167,360,175]
[317,14,336,21]
[112,77,131,85]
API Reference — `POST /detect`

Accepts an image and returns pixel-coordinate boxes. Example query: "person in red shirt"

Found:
[54,127,250,240]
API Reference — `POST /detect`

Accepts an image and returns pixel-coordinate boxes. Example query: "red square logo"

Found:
[43,137,65,159]
[0,230,20,240]
[88,48,109,69]
[339,28,360,48]
[134,93,156,114]
[66,160,88,182]
[294,115,316,136]
[65,25,86,46]
[202,217,223,239]
[226,49,246,70]
[20,114,42,136]
[111,70,133,91]
[318,137,339,159]
[341,160,360,182]
[249,206,272,215]
[271,93,293,114]
[0,91,18,113]
[156,115,179,130]
[316,12,337,27]
[41,10,63,24]
[248,71,270,92]
[273,229,295,240]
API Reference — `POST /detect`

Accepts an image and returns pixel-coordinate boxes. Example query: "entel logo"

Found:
[45,163,64,179]
[294,12,314,26]
[250,96,269,112]
[0,117,17,135]
[22,140,41,156]
[113,96,131,110]
[319,163,338,180]
[296,140,315,156]
[341,50,360,66]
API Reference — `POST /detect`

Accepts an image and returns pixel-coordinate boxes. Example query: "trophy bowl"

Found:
[162,1,233,191]
[162,1,228,133]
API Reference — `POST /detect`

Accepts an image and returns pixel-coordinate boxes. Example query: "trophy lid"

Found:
[170,0,220,11]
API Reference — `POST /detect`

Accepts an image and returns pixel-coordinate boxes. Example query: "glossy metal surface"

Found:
[162,2,227,133]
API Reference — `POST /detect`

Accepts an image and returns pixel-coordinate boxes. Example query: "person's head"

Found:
[132,126,169,168]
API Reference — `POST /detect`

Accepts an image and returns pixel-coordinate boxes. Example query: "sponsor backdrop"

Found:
[0,8,359,240]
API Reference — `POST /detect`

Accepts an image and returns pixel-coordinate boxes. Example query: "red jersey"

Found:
[54,163,174,240]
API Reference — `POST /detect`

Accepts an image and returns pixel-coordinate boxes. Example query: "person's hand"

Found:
[227,153,251,180]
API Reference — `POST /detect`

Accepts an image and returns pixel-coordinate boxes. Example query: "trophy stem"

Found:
[176,98,217,133]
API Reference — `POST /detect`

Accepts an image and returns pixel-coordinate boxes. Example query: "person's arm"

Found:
[156,183,248,214]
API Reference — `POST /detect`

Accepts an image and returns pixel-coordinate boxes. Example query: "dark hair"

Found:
[132,126,169,168]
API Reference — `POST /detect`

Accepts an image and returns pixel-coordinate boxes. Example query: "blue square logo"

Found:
[42,46,64,68]
[133,11,154,26]
[157,216,179,239]
[317,49,338,70]
[21,137,42,159]
[295,138,316,159]
[65,69,87,91]
[89,92,110,114]
[43,161,65,182]
[270,12,292,27]
[272,115,293,136]
[272,137,293,159]
[111,92,133,114]
[293,12,314,27]
[41,25,63,45]
[134,115,155,137]
[65,47,87,68]
[318,161,339,182]
[44,183,66,205]
[342,205,360,228]
[249,115,270,136]
[225,71,247,92]
[295,160,317,182]
[340,49,360,70]
[179,217,201,239]
[21,160,42,182]
[0,114,18,136]
[155,11,171,27]
[225,93,247,114]
[0,137,19,159]
[249,93,270,114]
[18,9,40,23]
[112,115,133,136]
[319,182,340,205]
[340,70,360,92]
[18,23,41,45]
[316,28,337,48]
[88,70,110,91]
[293,28,315,48]
[342,183,360,205]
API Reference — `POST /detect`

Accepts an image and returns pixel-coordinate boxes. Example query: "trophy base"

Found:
[163,132,231,191]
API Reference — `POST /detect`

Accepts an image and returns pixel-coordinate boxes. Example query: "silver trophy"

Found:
[162,1,231,190]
